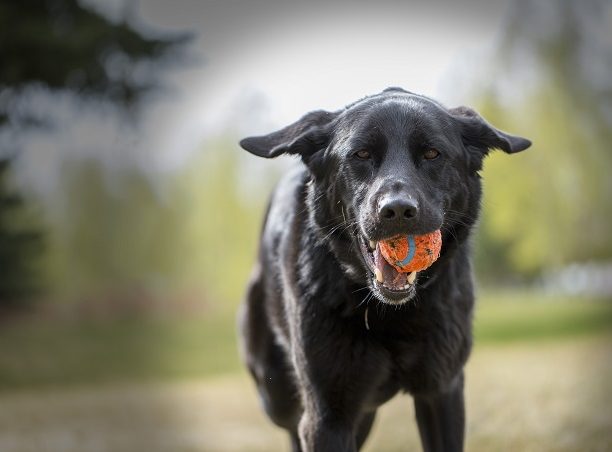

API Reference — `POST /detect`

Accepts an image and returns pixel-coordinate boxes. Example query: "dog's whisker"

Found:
[444,210,479,225]
[296,190,329,216]
[357,293,371,304]
[356,290,374,309]
[317,216,356,231]
[352,285,370,294]
[319,219,359,242]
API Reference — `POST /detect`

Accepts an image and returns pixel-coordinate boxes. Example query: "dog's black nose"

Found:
[378,196,419,222]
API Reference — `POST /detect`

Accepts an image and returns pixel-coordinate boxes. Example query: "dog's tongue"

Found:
[374,245,409,289]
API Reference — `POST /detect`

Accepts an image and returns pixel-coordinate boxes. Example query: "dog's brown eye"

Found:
[355,150,372,160]
[423,149,440,160]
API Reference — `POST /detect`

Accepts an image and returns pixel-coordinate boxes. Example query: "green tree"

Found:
[0,0,189,306]
[45,139,269,306]
[0,161,43,307]
[0,0,188,104]
[472,0,612,280]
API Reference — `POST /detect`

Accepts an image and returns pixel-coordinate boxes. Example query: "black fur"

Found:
[238,88,530,452]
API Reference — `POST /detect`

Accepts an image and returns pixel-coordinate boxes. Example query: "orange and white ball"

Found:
[379,230,442,272]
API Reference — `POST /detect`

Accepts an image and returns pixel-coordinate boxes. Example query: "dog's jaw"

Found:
[356,234,418,305]
[306,180,421,306]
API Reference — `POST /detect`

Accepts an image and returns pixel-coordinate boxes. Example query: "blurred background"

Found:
[0,0,611,451]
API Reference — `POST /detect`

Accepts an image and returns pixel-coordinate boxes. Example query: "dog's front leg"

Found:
[413,372,465,452]
[294,355,365,452]
[292,316,384,452]
[298,411,357,452]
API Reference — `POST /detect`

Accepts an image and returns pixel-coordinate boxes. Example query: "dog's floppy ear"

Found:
[449,106,531,154]
[240,110,338,159]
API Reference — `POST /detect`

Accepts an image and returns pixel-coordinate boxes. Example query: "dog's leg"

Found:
[239,265,302,436]
[294,333,387,451]
[290,432,303,452]
[355,411,377,450]
[295,359,370,451]
[413,372,465,452]
[298,411,357,452]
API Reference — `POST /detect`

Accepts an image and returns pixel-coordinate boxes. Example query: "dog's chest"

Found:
[366,311,470,395]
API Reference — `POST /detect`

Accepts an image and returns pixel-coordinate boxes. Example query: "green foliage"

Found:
[174,140,270,303]
[475,81,612,277]
[0,162,43,305]
[0,0,189,308]
[44,160,190,297]
[41,140,269,304]
[472,1,612,279]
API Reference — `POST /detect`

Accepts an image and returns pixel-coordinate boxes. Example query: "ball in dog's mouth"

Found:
[359,231,442,304]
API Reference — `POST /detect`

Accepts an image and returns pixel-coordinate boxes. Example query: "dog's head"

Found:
[240,88,530,305]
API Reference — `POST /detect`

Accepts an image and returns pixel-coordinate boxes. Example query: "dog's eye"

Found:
[354,150,372,160]
[423,149,440,160]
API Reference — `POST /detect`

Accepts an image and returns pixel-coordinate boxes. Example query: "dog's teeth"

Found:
[369,240,376,250]
[374,268,383,283]
[407,271,417,284]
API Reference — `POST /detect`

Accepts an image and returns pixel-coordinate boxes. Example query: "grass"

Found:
[0,292,610,390]
[475,291,612,342]
[0,291,610,451]
[0,305,241,390]
[0,335,610,452]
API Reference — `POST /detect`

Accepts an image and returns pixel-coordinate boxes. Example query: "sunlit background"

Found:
[1,0,611,451]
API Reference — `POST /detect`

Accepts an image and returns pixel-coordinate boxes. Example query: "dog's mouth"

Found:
[358,235,417,304]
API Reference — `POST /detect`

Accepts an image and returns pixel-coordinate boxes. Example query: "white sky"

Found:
[133,0,509,144]
[10,0,514,203]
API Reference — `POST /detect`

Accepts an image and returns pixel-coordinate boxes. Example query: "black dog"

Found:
[238,88,530,452]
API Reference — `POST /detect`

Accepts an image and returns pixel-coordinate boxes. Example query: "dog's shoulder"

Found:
[263,164,309,243]
[257,163,312,293]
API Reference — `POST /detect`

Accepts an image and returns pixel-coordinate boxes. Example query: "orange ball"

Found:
[379,230,442,272]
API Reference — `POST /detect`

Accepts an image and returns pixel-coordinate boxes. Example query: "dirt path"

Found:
[1,335,610,452]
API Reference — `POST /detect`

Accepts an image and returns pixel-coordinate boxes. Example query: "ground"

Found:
[1,334,610,452]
